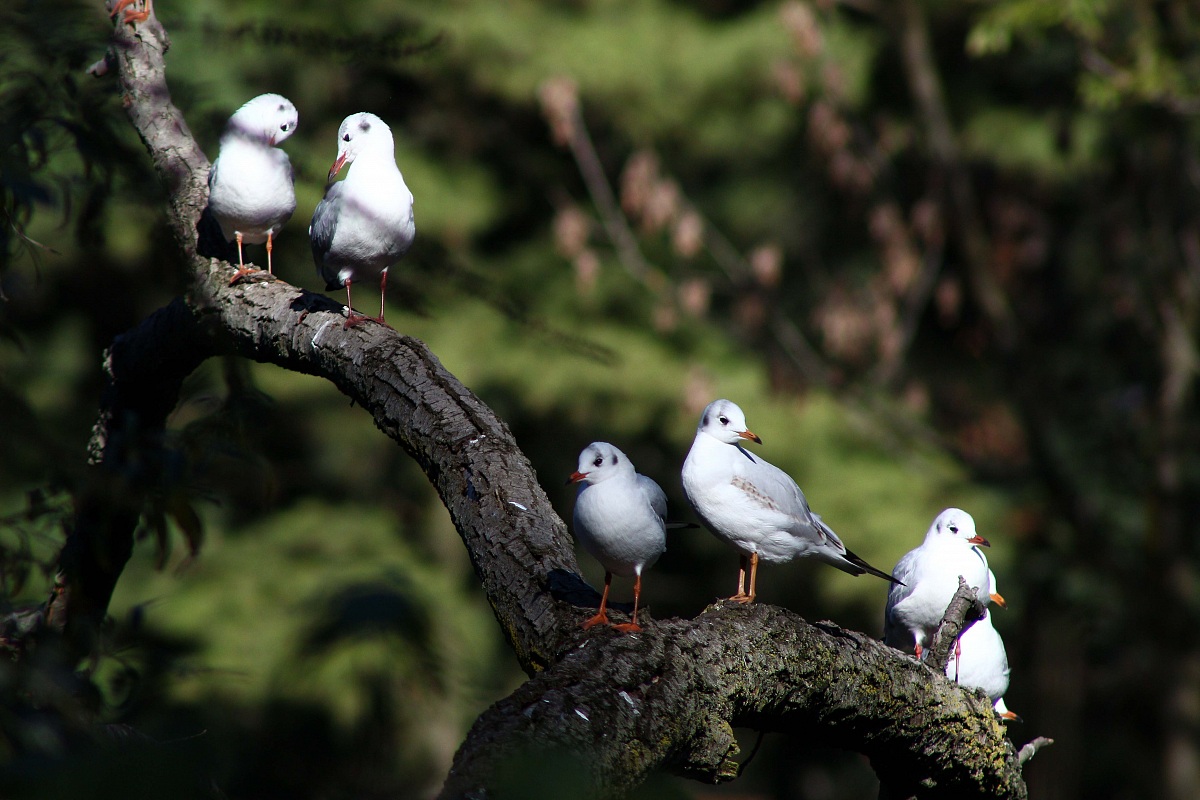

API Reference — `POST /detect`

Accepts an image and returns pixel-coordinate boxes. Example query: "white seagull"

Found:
[207,93,298,284]
[883,508,991,662]
[568,442,668,632]
[948,570,1019,721]
[681,399,899,603]
[310,112,415,329]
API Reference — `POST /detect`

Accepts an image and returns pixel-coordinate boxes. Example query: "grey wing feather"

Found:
[637,474,668,522]
[883,549,918,626]
[309,184,343,289]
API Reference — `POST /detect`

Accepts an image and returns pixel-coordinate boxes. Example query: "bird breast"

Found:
[209,142,296,242]
[573,480,665,576]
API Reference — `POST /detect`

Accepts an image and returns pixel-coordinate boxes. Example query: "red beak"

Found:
[968,534,990,547]
[567,470,588,485]
[737,429,762,445]
[327,153,348,183]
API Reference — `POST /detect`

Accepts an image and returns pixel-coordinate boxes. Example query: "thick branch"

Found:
[51,299,216,655]
[443,604,1027,799]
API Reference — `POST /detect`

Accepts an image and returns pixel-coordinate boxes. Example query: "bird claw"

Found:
[581,612,610,630]
[342,313,390,330]
[110,0,151,24]
[726,592,755,604]
[228,266,264,286]
[611,622,643,633]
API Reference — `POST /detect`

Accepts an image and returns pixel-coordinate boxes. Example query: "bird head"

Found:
[696,399,761,446]
[328,112,395,183]
[568,442,633,486]
[229,93,297,147]
[926,508,990,547]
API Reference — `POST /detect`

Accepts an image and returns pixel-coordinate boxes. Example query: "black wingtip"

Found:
[843,548,904,585]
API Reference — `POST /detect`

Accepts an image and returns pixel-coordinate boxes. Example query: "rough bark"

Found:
[40,6,1042,797]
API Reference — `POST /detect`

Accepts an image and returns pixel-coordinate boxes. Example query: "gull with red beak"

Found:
[310,112,415,329]
[682,399,900,603]
[883,507,992,662]
[568,442,668,632]
[207,93,298,284]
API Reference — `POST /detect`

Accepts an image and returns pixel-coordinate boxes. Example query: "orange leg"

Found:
[746,552,759,602]
[377,269,388,324]
[343,280,370,328]
[266,231,275,275]
[728,554,753,603]
[613,573,644,633]
[228,232,258,285]
[583,572,613,629]
[914,642,924,661]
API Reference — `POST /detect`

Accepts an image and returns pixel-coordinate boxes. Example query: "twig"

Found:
[927,576,985,673]
[1017,736,1054,765]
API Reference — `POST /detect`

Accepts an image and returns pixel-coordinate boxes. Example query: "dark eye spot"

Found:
[612,455,619,465]
[359,120,371,132]
[719,416,729,425]
[592,457,603,467]
[948,524,959,534]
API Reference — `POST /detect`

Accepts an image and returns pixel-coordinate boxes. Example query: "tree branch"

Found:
[927,577,986,674]
[443,604,1028,799]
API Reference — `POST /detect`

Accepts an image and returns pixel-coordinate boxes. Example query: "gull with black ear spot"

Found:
[681,398,900,604]
[207,93,299,284]
[947,568,1020,722]
[883,507,992,666]
[310,112,415,329]
[568,442,668,632]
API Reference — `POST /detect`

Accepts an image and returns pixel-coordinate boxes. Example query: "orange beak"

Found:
[990,591,1007,608]
[327,153,348,183]
[968,534,990,547]
[567,471,588,485]
[737,429,762,444]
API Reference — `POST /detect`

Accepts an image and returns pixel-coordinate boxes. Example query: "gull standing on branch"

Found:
[568,442,668,632]
[883,508,991,662]
[681,399,900,604]
[310,113,415,329]
[207,93,298,284]
[948,569,1019,721]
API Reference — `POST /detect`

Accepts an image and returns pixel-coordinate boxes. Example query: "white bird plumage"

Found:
[883,507,991,661]
[310,112,415,329]
[569,442,667,632]
[948,569,1019,721]
[681,399,899,603]
[207,93,298,283]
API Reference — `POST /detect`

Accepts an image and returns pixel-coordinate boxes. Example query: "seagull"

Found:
[948,570,1019,721]
[681,399,899,603]
[568,442,668,632]
[883,508,991,662]
[207,94,298,285]
[310,112,415,329]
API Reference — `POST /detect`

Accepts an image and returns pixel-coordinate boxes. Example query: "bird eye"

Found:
[342,133,351,142]
[718,416,729,425]
[592,457,603,467]
[948,524,959,534]
[280,123,291,131]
